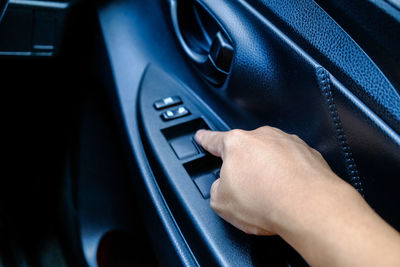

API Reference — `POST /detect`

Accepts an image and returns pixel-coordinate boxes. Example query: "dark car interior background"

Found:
[1,0,399,266]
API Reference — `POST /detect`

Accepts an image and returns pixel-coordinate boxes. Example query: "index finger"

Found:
[194,129,227,158]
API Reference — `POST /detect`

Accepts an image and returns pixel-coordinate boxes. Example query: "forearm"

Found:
[276,179,400,267]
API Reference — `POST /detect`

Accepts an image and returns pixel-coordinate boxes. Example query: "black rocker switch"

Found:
[170,135,199,160]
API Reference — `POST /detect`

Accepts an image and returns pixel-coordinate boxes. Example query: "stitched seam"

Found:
[317,68,364,195]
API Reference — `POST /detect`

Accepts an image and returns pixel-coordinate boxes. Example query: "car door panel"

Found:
[94,0,400,266]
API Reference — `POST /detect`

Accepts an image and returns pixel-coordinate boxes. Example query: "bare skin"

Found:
[195,126,400,267]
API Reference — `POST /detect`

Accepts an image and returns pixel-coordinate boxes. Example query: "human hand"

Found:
[195,126,400,266]
[195,126,348,236]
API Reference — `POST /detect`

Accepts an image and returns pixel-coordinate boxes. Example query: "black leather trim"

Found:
[317,67,364,195]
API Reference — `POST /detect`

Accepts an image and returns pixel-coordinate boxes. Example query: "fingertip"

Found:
[194,129,209,143]
[195,129,224,157]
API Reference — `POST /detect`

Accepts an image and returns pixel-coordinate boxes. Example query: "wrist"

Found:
[274,178,370,265]
[272,175,359,240]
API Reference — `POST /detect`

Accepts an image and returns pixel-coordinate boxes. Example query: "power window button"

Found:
[154,96,182,110]
[161,107,190,121]
[170,136,199,160]
[194,174,217,199]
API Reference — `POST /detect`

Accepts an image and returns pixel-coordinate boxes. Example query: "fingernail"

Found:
[210,178,220,197]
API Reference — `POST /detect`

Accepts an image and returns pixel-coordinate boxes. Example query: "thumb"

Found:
[210,178,221,209]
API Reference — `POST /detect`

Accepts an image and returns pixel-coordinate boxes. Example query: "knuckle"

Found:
[257,126,272,133]
[312,148,324,158]
[290,134,302,141]
[229,129,246,138]
[258,126,280,136]
[224,129,247,147]
[260,125,274,131]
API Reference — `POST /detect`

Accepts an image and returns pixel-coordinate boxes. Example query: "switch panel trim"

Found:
[138,66,252,266]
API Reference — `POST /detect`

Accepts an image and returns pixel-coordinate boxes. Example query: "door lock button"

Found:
[154,96,182,110]
[161,106,190,121]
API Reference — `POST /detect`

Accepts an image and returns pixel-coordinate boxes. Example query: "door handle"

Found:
[169,0,233,86]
